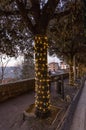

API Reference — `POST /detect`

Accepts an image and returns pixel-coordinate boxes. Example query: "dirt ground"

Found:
[49,79,81,129]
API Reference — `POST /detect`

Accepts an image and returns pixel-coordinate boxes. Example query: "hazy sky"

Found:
[6,55,61,66]
[0,54,61,67]
[0,56,24,67]
[48,55,61,64]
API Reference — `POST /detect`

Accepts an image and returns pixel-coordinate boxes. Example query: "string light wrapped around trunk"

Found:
[69,62,74,86]
[34,35,51,118]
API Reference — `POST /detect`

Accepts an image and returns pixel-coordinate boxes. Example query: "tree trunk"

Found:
[77,63,82,79]
[69,61,74,86]
[73,55,76,81]
[34,35,51,118]
[77,64,80,78]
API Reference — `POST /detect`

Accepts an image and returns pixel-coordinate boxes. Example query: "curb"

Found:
[56,77,86,130]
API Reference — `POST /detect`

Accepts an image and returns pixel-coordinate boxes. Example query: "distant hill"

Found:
[0,66,21,79]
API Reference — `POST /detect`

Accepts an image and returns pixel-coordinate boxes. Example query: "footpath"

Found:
[0,92,35,130]
[70,81,86,130]
[0,83,57,130]
[0,79,85,130]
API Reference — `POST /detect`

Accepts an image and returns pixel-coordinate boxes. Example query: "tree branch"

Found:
[16,0,36,34]
[42,0,60,18]
[41,0,60,22]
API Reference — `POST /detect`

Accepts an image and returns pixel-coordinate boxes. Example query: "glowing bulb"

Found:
[42,91,44,94]
[43,96,45,98]
[45,36,47,40]
[43,109,46,112]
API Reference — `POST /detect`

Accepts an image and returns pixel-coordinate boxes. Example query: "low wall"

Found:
[0,73,69,102]
[0,78,35,102]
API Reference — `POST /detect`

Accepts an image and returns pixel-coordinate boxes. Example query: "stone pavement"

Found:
[0,79,76,130]
[70,81,86,130]
[0,92,35,130]
[0,83,58,130]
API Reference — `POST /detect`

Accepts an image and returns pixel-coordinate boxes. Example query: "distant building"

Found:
[48,62,59,72]
[60,61,69,69]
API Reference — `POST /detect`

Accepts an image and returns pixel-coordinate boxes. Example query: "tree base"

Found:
[35,108,51,119]
[23,104,62,121]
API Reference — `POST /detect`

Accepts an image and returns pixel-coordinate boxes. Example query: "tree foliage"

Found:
[0,0,34,57]
[48,0,86,63]
[0,0,76,57]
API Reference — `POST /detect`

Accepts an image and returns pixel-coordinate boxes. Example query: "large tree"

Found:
[0,0,84,117]
[48,0,85,85]
[76,45,86,78]
[0,0,60,118]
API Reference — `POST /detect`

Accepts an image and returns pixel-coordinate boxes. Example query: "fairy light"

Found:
[34,35,51,117]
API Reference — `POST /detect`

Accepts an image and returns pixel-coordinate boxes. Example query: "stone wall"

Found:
[0,73,69,102]
[0,78,35,102]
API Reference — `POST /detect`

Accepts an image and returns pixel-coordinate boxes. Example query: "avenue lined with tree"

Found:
[0,0,86,118]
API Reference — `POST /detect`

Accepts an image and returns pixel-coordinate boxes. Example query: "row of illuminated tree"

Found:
[0,0,86,118]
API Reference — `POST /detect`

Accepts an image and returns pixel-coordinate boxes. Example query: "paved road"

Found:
[70,81,86,130]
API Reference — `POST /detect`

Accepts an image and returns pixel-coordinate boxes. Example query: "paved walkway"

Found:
[0,82,58,130]
[0,92,35,130]
[70,81,86,130]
